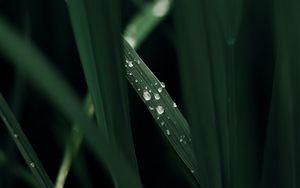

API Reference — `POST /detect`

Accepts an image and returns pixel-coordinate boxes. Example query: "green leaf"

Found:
[0,94,53,188]
[123,39,200,185]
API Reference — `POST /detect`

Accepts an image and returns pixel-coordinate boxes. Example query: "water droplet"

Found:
[128,61,134,67]
[166,129,170,135]
[173,102,177,108]
[14,134,18,138]
[154,93,160,100]
[154,82,158,86]
[138,88,141,91]
[160,82,166,88]
[128,72,133,76]
[158,87,162,93]
[30,163,35,168]
[161,121,165,126]
[156,105,164,114]
[191,169,195,173]
[135,79,138,83]
[137,60,141,64]
[143,91,151,101]
[149,106,154,110]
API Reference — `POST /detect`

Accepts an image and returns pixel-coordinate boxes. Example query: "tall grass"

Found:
[0,0,300,188]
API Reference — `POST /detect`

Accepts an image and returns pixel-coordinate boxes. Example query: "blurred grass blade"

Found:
[124,0,172,49]
[173,1,224,188]
[123,39,201,186]
[262,0,300,187]
[55,96,91,188]
[0,16,143,188]
[0,94,53,188]
[66,0,139,182]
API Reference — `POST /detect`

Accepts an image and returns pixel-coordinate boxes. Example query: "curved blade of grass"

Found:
[0,16,143,188]
[122,39,202,186]
[0,94,53,188]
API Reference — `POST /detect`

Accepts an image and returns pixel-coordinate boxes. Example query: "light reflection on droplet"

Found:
[143,91,151,101]
[156,105,164,114]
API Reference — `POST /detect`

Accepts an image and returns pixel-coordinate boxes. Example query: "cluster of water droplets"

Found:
[124,56,193,149]
[124,47,197,177]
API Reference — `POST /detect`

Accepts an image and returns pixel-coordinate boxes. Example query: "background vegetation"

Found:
[0,0,299,188]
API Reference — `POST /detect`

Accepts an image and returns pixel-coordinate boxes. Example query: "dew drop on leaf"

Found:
[128,61,134,67]
[156,105,164,114]
[166,129,170,135]
[143,90,151,101]
[173,102,177,108]
[30,162,35,168]
[154,93,160,100]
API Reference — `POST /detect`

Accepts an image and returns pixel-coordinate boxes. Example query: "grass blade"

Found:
[262,0,300,187]
[66,0,139,181]
[55,96,92,188]
[173,1,223,188]
[0,16,143,188]
[0,94,53,188]
[123,39,201,186]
